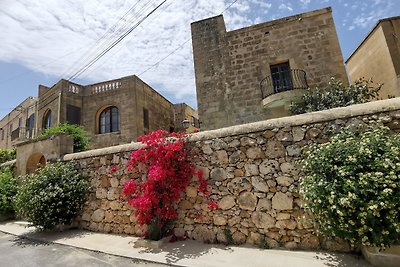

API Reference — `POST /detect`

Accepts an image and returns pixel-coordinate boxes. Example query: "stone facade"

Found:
[15,134,73,176]
[191,7,348,130]
[173,103,200,133]
[37,75,175,149]
[0,97,37,149]
[63,97,400,251]
[0,75,198,150]
[346,16,400,99]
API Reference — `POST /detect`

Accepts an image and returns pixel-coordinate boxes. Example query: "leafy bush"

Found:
[290,78,381,114]
[122,130,208,240]
[300,127,400,248]
[14,162,88,230]
[0,167,18,218]
[0,149,16,164]
[41,124,90,152]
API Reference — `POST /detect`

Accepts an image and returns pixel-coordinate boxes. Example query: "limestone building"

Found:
[0,75,198,149]
[346,16,400,99]
[191,7,348,130]
[173,103,200,133]
[0,96,37,149]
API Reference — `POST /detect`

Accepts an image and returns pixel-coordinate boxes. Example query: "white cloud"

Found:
[347,0,396,31]
[0,0,260,108]
[0,0,396,111]
[300,0,311,7]
[249,0,272,9]
[279,3,293,12]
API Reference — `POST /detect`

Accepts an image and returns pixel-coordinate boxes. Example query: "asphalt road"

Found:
[0,232,169,267]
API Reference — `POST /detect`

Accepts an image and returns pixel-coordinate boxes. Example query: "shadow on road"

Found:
[314,252,372,267]
[139,239,234,265]
[11,235,49,248]
[6,227,88,248]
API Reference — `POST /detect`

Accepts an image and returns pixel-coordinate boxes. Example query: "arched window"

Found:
[27,114,35,138]
[43,110,52,129]
[99,106,119,134]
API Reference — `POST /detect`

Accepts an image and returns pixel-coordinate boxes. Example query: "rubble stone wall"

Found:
[63,98,400,250]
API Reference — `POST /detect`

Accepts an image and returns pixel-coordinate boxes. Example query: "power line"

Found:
[222,0,239,13]
[62,0,157,80]
[68,0,168,81]
[137,0,239,76]
[67,0,162,80]
[83,0,175,77]
[0,0,150,86]
[61,0,147,79]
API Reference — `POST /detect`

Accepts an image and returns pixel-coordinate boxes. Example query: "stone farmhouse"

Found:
[0,75,198,149]
[346,16,400,99]
[191,7,348,130]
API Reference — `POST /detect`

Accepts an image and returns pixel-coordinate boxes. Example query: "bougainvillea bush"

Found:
[300,127,400,248]
[123,130,208,240]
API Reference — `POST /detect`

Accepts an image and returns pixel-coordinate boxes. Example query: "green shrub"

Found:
[300,127,400,248]
[0,167,18,218]
[14,162,88,230]
[41,124,90,152]
[290,78,381,114]
[0,149,16,164]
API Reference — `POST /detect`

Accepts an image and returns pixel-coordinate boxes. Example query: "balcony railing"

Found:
[260,69,309,99]
[11,127,36,142]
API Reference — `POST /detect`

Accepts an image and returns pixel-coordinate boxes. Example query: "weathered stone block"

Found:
[272,192,293,210]
[238,192,257,211]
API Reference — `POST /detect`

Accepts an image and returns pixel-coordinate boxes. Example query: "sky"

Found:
[0,0,399,120]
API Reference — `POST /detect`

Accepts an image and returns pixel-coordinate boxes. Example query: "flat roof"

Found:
[346,15,400,63]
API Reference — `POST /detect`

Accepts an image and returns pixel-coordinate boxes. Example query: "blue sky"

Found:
[0,0,398,119]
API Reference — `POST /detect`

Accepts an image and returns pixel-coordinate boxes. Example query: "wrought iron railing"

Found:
[260,69,308,99]
[11,127,36,141]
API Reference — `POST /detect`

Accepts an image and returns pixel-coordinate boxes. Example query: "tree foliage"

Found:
[300,127,400,248]
[290,78,381,114]
[41,124,90,152]
[14,162,88,230]
[0,167,18,218]
[0,149,16,164]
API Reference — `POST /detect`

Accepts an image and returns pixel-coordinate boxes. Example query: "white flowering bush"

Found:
[14,162,88,230]
[300,127,400,248]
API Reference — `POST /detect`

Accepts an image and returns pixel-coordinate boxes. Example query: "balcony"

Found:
[260,69,309,108]
[11,127,36,142]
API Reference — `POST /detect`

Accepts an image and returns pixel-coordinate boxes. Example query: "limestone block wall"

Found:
[192,7,348,130]
[63,98,400,250]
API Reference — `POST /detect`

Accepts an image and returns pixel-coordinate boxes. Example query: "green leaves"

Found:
[291,78,381,114]
[14,162,88,230]
[0,149,16,164]
[41,124,90,152]
[0,168,18,218]
[300,127,400,248]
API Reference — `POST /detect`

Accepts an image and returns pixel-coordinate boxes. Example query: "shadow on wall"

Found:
[26,153,46,174]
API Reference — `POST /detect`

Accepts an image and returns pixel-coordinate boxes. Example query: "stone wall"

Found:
[63,98,400,251]
[191,7,348,130]
[346,17,400,99]
[34,75,175,150]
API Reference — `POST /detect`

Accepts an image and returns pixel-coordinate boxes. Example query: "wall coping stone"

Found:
[63,142,145,161]
[0,159,16,168]
[63,98,400,160]
[191,98,400,141]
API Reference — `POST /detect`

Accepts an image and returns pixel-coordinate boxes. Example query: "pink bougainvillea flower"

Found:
[207,201,219,211]
[121,130,210,233]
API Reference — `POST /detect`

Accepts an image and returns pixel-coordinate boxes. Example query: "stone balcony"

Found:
[260,69,308,109]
